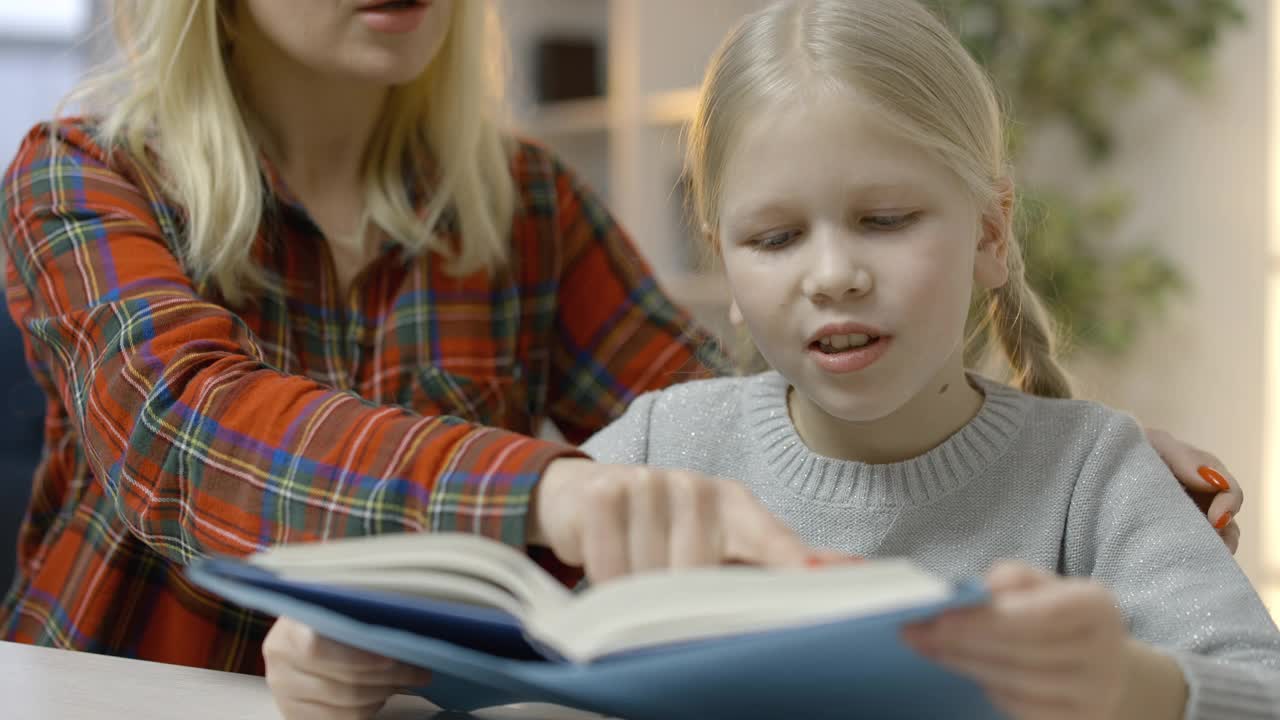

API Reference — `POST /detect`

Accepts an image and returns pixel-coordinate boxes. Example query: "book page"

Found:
[272,567,530,617]
[525,559,949,663]
[252,533,573,615]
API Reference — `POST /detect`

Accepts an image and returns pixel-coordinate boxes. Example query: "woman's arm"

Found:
[535,148,731,444]
[1,122,581,560]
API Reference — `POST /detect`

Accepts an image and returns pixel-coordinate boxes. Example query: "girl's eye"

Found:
[861,213,919,231]
[749,229,800,251]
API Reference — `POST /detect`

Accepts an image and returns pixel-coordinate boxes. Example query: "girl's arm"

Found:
[1064,411,1280,718]
[905,410,1276,719]
[901,561,1187,717]
[903,561,1190,720]
[1117,637,1191,720]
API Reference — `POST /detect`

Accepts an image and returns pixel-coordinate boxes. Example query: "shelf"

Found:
[520,87,700,136]
[521,96,610,135]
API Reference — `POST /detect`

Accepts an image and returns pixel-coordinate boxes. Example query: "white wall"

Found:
[1022,0,1274,601]
[0,0,92,165]
[0,43,83,163]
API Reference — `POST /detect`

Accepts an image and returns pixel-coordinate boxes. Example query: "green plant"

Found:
[933,0,1245,355]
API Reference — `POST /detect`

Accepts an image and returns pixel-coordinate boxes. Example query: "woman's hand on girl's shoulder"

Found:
[1144,428,1242,553]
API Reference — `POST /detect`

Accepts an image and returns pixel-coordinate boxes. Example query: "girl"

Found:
[577,0,1280,717]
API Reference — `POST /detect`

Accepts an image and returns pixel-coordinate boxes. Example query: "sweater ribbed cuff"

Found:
[1173,652,1280,720]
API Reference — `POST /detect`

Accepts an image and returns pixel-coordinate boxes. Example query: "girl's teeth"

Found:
[818,333,873,352]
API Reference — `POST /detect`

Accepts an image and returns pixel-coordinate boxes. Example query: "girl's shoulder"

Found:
[643,372,762,404]
[634,372,776,431]
[973,375,1151,462]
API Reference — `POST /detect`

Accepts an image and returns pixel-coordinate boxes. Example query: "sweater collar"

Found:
[743,371,1031,508]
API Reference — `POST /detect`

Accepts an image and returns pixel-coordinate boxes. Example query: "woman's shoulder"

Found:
[5,117,116,171]
[506,136,563,188]
[3,116,177,260]
[501,134,623,263]
[3,116,157,205]
[505,135,614,204]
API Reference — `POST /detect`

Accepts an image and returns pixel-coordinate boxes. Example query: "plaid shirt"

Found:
[0,119,725,673]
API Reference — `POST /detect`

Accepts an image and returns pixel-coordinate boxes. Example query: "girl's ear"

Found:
[703,224,722,259]
[974,178,1013,291]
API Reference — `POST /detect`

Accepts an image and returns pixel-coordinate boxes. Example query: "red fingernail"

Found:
[1214,511,1234,530]
[1198,466,1230,492]
[807,554,864,568]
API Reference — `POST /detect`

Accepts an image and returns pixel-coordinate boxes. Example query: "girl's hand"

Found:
[263,617,431,720]
[903,562,1134,720]
[1145,427,1242,552]
[529,458,828,582]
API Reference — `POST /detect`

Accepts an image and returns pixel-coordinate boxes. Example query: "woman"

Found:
[0,0,1243,711]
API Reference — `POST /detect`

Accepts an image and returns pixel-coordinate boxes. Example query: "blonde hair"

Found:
[685,0,1072,399]
[68,0,514,306]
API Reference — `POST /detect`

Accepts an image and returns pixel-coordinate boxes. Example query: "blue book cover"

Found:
[188,557,1003,719]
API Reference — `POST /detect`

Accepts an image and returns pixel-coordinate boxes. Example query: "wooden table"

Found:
[0,641,602,719]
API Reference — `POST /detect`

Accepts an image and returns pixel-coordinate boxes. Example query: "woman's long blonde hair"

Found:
[685,0,1073,398]
[69,0,514,306]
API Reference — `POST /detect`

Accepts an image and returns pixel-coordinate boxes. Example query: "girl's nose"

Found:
[801,232,874,303]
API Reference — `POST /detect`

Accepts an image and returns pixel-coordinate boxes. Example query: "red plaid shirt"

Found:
[0,119,725,673]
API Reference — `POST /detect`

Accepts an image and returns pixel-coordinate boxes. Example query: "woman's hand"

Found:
[903,562,1149,720]
[1145,428,1242,553]
[263,617,430,720]
[263,459,829,718]
[528,458,828,582]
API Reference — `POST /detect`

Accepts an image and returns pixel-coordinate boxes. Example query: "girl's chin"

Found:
[791,386,898,426]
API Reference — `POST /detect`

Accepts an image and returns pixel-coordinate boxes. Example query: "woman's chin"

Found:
[322,49,435,88]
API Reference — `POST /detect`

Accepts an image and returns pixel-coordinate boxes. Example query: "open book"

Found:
[250,532,953,663]
[189,532,1002,719]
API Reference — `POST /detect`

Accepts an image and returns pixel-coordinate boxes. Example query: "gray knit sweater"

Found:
[581,372,1280,719]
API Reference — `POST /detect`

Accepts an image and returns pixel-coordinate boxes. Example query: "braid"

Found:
[986,247,1074,399]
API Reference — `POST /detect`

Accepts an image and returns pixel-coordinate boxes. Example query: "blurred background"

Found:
[0,0,1275,618]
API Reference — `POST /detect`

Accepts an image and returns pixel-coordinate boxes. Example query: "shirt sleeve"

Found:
[1064,410,1280,719]
[544,156,730,444]
[1,122,581,562]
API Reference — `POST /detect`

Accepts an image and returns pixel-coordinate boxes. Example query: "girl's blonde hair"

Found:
[70,0,514,306]
[685,0,1073,399]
